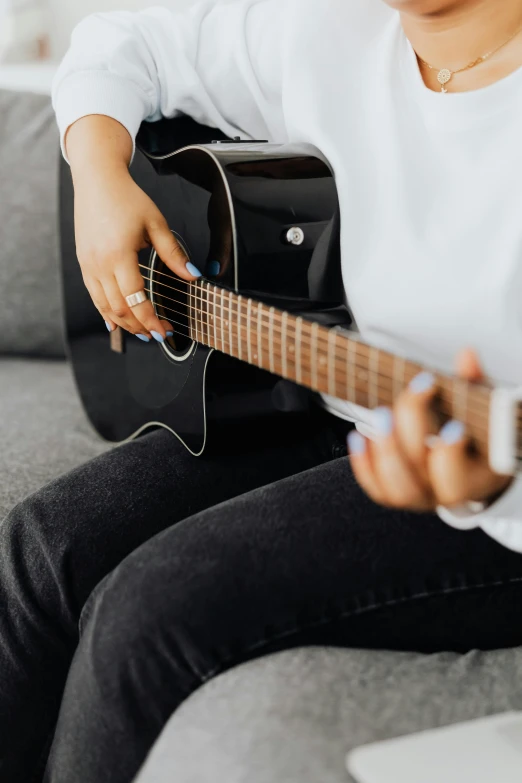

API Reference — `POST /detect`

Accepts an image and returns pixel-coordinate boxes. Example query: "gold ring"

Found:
[125,290,148,308]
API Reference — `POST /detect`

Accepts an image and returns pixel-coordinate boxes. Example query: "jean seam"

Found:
[201,574,522,684]
[79,589,98,636]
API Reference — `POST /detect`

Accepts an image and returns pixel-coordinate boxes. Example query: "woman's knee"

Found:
[77,532,223,709]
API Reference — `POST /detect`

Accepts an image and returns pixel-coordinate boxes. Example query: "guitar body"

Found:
[60,117,350,454]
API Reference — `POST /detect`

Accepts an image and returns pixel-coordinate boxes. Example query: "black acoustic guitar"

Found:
[60,116,522,475]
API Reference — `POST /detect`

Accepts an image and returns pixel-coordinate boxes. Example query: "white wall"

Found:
[47,0,194,57]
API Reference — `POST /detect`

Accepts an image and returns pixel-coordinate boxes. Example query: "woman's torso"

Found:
[281,0,522,434]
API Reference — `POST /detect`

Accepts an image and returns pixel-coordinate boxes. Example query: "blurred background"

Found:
[0,0,197,89]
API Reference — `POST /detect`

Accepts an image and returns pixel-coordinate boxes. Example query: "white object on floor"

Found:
[347,711,522,783]
[0,62,56,94]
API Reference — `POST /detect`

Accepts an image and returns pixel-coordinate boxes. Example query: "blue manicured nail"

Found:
[409,371,435,394]
[439,420,465,445]
[347,431,366,456]
[136,334,150,343]
[105,321,112,332]
[186,262,203,278]
[207,260,221,277]
[166,331,174,337]
[151,331,165,343]
[373,406,394,437]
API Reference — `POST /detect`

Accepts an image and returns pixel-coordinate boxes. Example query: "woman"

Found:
[1,0,522,779]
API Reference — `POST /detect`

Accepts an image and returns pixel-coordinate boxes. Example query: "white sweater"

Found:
[52,0,522,552]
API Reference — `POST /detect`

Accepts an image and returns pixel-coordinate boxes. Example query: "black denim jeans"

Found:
[1,407,522,783]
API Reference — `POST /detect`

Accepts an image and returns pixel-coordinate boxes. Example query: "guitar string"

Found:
[139,266,522,436]
[136,264,520,417]
[139,272,495,420]
[134,268,522,448]
[145,288,495,427]
[139,264,366,346]
[146,288,404,388]
[145,285,494,421]
[145,312,427,410]
[144,301,498,453]
[139,265,494,414]
[138,263,521,426]
[148,285,497,426]
[135,298,522,457]
[138,263,511,385]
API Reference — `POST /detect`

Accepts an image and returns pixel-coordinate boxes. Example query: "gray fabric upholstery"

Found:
[135,646,522,783]
[0,90,65,357]
[0,358,109,519]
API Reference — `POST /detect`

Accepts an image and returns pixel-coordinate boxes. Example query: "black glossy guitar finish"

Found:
[60,117,349,454]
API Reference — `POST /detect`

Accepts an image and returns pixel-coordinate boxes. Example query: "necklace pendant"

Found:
[437,68,452,93]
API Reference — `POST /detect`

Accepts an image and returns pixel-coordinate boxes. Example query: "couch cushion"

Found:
[0,358,110,519]
[135,646,522,783]
[0,89,65,357]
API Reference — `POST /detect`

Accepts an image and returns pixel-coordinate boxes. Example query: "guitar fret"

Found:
[347,339,356,404]
[454,377,469,425]
[219,287,225,353]
[257,302,263,367]
[228,291,234,358]
[197,283,202,344]
[237,295,243,360]
[198,283,205,344]
[282,311,288,378]
[393,355,406,402]
[269,307,276,374]
[213,285,218,349]
[191,282,196,342]
[369,346,379,408]
[295,317,303,384]
[328,329,336,397]
[311,322,319,390]
[247,299,253,364]
[199,283,206,344]
[206,283,212,346]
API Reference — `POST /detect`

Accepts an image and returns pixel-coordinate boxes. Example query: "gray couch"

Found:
[2,88,522,783]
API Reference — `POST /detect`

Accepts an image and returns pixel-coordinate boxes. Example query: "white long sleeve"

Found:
[52,0,290,161]
[437,476,522,554]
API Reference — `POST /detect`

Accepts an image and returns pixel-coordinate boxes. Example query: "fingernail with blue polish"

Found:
[186,262,203,278]
[136,334,150,343]
[409,371,435,394]
[166,331,174,337]
[439,420,465,445]
[151,331,165,343]
[105,321,112,332]
[373,406,394,437]
[347,431,366,456]
[207,260,221,277]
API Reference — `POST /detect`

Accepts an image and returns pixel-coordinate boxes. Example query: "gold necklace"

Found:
[417,20,522,93]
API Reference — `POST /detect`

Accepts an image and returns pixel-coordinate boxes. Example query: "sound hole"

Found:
[149,252,194,360]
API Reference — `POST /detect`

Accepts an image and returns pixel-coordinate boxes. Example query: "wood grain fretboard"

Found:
[186,281,501,455]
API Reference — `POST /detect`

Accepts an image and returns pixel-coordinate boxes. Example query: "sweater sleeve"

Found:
[52,0,290,163]
[437,475,522,553]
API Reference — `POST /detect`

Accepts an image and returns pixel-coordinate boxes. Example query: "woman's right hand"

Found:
[66,115,202,343]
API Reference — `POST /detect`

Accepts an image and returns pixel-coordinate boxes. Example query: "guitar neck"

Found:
[188,281,500,455]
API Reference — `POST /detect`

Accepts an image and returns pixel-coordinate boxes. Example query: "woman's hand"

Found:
[347,348,514,512]
[66,115,201,342]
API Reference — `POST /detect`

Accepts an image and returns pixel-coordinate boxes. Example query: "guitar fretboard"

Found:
[185,281,503,455]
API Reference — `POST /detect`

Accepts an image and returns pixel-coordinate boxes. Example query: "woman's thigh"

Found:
[0,409,336,783]
[46,457,522,783]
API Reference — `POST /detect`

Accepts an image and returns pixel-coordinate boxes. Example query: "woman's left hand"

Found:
[348,348,514,512]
